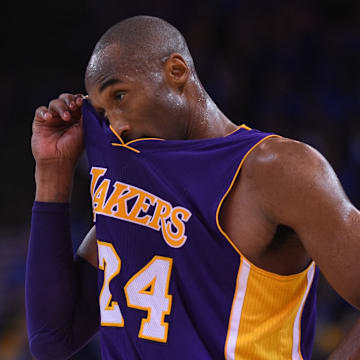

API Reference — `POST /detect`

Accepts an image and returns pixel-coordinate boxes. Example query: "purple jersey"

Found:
[83,99,318,360]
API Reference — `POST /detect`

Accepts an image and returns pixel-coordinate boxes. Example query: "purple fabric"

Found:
[83,99,318,360]
[83,99,318,359]
[26,202,99,360]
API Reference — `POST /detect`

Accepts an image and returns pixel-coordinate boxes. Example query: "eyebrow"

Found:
[99,78,122,93]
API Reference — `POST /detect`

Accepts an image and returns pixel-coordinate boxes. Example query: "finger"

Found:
[74,94,84,107]
[35,106,52,121]
[59,93,83,111]
[48,99,71,121]
[59,93,77,110]
[59,93,84,111]
[66,94,83,123]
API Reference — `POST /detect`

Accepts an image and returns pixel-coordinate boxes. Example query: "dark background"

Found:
[1,0,360,358]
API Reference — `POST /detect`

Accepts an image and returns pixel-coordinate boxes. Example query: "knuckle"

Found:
[48,99,57,108]
[35,106,46,116]
[49,99,64,109]
[59,93,73,101]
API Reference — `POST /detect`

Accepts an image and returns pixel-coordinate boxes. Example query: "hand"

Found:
[32,93,84,167]
[32,93,85,202]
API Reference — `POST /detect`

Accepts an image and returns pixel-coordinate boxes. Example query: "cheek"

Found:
[133,90,169,124]
[130,83,186,139]
[152,86,185,122]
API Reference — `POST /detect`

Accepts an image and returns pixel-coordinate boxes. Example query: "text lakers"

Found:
[90,167,192,248]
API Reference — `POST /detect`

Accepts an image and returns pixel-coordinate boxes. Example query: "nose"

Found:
[107,111,131,140]
[111,123,130,140]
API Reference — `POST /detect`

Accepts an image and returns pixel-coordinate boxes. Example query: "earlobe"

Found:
[165,54,189,90]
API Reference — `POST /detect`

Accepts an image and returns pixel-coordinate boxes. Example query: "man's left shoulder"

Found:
[243,136,327,182]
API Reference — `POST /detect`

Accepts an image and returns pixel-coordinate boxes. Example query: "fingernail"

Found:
[64,111,70,118]
[44,112,52,120]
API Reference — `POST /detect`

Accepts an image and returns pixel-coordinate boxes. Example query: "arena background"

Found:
[1,0,360,358]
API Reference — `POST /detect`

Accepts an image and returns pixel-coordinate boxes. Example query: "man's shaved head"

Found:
[83,16,224,144]
[85,16,195,85]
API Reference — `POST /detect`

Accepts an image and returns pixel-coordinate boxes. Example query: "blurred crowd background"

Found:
[1,0,360,358]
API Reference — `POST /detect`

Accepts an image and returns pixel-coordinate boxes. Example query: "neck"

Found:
[185,83,237,140]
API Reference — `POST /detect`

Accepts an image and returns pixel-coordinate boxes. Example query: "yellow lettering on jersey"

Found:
[100,182,129,216]
[147,199,172,231]
[112,186,140,219]
[164,207,192,248]
[127,189,156,225]
[90,167,107,197]
[90,167,192,248]
[93,179,110,219]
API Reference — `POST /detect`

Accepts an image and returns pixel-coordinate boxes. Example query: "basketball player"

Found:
[26,16,360,359]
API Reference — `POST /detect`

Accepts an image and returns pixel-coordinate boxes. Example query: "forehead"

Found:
[87,45,162,96]
[85,44,137,88]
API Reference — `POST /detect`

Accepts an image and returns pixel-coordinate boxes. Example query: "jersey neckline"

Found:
[109,124,252,151]
[82,98,252,152]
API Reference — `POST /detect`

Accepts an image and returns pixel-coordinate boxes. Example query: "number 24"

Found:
[97,241,173,343]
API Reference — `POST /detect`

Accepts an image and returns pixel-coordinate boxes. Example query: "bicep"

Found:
[286,158,360,307]
[254,139,360,308]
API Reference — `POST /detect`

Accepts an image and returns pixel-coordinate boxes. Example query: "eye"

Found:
[114,91,125,102]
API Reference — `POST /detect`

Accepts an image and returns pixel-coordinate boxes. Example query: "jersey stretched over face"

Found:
[83,99,318,360]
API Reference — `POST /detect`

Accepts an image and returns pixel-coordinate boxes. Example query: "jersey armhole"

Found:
[214,134,314,280]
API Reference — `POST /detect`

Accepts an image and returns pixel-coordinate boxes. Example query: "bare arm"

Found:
[329,317,360,360]
[242,137,360,359]
[247,137,360,308]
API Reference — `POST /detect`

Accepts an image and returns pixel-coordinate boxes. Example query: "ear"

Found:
[164,53,189,91]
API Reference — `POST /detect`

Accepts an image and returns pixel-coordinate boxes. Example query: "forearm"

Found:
[26,202,99,360]
[329,318,360,360]
[34,161,74,202]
